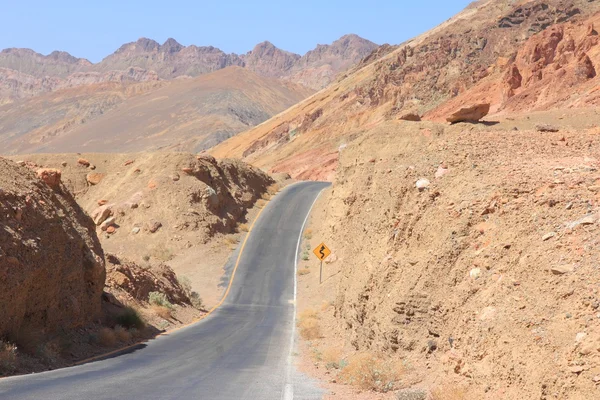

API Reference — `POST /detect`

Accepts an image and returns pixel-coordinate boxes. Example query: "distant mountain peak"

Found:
[161,38,183,53]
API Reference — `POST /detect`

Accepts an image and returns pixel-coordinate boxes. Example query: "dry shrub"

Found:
[298,269,310,276]
[98,328,117,347]
[115,307,145,330]
[223,236,238,245]
[298,309,321,340]
[114,325,131,342]
[238,223,249,232]
[430,386,467,400]
[322,346,345,370]
[266,184,280,195]
[303,229,313,239]
[255,199,267,208]
[261,192,272,200]
[340,353,404,393]
[151,244,174,261]
[152,304,173,320]
[0,340,17,374]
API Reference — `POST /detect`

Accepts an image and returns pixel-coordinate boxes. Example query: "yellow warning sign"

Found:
[313,242,331,261]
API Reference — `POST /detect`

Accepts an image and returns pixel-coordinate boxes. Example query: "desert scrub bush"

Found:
[148,291,173,309]
[178,275,192,297]
[115,307,145,330]
[151,244,174,262]
[190,291,204,310]
[266,183,280,195]
[297,309,321,340]
[301,251,310,261]
[255,199,267,208]
[223,236,239,246]
[0,340,17,374]
[303,229,313,240]
[237,223,249,232]
[142,254,151,262]
[322,347,346,370]
[114,325,131,342]
[298,269,310,276]
[152,305,173,320]
[98,328,117,347]
[340,353,404,392]
[430,386,467,400]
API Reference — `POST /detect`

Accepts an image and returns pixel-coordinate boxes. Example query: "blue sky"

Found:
[2,1,473,62]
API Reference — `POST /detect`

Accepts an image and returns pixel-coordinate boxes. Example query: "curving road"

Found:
[0,181,329,400]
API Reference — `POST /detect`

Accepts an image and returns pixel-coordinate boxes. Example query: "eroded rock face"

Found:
[0,158,105,338]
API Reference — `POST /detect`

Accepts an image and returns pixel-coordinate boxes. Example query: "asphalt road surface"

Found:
[0,181,330,400]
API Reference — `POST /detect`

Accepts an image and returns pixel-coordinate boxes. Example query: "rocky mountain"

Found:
[0,67,313,154]
[211,0,600,179]
[0,34,376,104]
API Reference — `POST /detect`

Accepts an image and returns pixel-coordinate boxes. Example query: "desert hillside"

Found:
[211,0,600,181]
[0,67,312,154]
[297,115,600,399]
[0,151,276,375]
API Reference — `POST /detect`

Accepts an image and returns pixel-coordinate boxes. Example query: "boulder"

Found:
[36,168,62,189]
[91,204,113,226]
[416,178,431,191]
[86,172,105,185]
[100,216,116,231]
[446,103,490,123]
[535,124,559,133]
[146,220,162,233]
[399,112,421,122]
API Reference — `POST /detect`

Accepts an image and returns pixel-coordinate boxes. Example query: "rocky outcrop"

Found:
[446,103,490,123]
[105,254,190,305]
[0,158,105,338]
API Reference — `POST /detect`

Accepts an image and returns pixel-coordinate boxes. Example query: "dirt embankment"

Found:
[297,116,600,399]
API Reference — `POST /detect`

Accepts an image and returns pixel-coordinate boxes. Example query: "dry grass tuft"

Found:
[340,353,404,393]
[152,304,173,320]
[303,229,313,239]
[298,309,321,340]
[98,328,117,347]
[255,199,267,208]
[298,269,310,276]
[322,346,345,370]
[266,183,280,195]
[238,223,249,232]
[0,340,17,374]
[430,386,468,400]
[223,236,239,246]
[114,325,131,342]
[151,244,174,261]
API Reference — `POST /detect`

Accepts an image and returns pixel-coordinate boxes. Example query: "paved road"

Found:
[0,181,329,400]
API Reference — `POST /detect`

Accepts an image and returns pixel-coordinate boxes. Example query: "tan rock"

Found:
[182,167,194,174]
[551,265,574,275]
[97,199,108,206]
[91,205,113,226]
[36,168,62,189]
[106,226,116,234]
[446,103,490,123]
[86,172,105,185]
[77,158,90,167]
[399,112,421,122]
[124,160,135,166]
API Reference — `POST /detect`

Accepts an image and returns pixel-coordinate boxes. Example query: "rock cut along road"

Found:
[0,181,330,400]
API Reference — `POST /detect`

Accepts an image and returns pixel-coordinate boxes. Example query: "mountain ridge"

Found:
[0,34,377,100]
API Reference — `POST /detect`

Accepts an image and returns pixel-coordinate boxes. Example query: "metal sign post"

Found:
[312,242,331,284]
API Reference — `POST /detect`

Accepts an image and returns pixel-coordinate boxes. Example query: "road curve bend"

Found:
[0,181,330,400]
